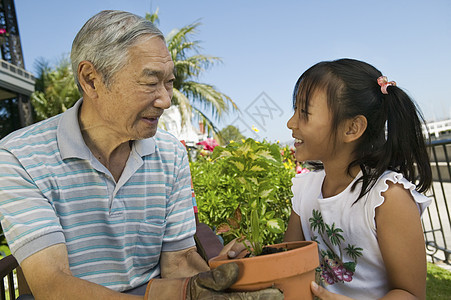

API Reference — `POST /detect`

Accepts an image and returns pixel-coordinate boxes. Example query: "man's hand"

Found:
[160,247,210,278]
[186,263,283,299]
[145,263,283,299]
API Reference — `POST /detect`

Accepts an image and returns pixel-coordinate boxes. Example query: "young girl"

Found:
[284,58,432,299]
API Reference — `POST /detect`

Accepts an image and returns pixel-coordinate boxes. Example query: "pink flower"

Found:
[343,269,354,282]
[296,166,310,174]
[196,138,218,152]
[0,29,6,35]
[321,270,337,284]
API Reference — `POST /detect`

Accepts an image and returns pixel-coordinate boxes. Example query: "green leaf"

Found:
[250,165,265,172]
[259,188,274,199]
[267,218,285,234]
[250,199,258,209]
[257,149,279,162]
[237,177,246,185]
[230,160,245,171]
[343,262,356,273]
[265,211,275,219]
[249,209,262,255]
[247,177,258,185]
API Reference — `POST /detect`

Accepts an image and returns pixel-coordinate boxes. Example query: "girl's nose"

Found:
[287,113,296,129]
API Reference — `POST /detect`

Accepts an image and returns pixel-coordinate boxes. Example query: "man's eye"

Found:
[147,83,157,86]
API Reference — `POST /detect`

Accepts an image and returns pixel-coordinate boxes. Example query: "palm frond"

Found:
[160,17,239,135]
[145,7,160,25]
[172,88,193,125]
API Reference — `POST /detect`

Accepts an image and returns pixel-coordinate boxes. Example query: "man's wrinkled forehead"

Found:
[140,67,175,79]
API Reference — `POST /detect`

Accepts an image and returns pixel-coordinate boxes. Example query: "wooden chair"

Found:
[195,221,224,261]
[0,255,32,300]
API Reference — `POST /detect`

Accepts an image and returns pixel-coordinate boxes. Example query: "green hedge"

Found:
[190,139,296,246]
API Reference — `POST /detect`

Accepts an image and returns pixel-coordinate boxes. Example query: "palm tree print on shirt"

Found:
[309,209,363,285]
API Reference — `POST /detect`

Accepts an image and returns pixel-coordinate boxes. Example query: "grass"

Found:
[427,262,451,299]
[0,244,11,256]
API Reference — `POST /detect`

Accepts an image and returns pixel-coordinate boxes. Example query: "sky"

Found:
[15,0,451,143]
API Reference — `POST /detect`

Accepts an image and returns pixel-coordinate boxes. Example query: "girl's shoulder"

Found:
[291,169,324,198]
[291,169,324,187]
[369,170,431,215]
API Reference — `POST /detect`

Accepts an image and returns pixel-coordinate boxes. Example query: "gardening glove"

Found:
[144,262,283,300]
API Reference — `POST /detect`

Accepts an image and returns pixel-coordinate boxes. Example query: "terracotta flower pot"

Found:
[209,241,319,300]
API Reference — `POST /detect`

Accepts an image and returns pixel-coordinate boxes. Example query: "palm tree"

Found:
[344,244,363,262]
[31,57,81,121]
[309,209,326,235]
[326,223,345,247]
[146,12,238,136]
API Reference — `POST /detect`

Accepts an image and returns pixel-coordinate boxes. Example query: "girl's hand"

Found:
[219,238,250,259]
[311,282,354,300]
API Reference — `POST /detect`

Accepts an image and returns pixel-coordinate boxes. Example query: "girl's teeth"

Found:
[295,138,303,143]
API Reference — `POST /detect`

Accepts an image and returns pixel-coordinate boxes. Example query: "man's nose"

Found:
[154,85,172,109]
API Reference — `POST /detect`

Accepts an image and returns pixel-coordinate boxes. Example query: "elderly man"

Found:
[0,10,282,299]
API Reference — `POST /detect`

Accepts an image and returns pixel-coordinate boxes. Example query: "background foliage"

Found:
[31,57,81,121]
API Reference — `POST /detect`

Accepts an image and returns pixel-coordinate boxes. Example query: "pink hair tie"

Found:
[377,76,396,95]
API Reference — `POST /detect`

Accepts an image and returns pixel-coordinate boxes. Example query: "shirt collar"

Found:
[57,98,156,160]
[57,99,91,160]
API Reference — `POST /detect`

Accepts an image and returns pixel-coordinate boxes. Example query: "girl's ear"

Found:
[77,61,100,99]
[344,115,367,143]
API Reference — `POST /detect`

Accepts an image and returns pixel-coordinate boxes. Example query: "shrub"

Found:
[190,138,295,246]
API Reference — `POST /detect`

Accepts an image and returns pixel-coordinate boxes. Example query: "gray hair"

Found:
[71,10,165,91]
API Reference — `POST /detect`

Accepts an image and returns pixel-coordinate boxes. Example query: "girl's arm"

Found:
[376,181,427,300]
[284,210,305,242]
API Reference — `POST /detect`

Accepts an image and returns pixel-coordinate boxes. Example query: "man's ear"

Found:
[77,61,100,99]
[344,115,367,143]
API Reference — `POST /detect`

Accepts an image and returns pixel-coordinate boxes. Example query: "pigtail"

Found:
[382,86,432,192]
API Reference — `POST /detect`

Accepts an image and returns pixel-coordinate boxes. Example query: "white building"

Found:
[159,106,208,147]
[423,119,451,139]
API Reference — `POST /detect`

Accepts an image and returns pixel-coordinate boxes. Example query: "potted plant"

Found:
[203,138,319,300]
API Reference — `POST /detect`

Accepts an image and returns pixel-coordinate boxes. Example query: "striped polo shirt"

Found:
[0,99,196,291]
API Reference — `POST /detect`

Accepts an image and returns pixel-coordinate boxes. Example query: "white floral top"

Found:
[291,170,431,299]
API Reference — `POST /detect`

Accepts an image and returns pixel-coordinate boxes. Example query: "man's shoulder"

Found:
[153,129,185,151]
[0,115,61,151]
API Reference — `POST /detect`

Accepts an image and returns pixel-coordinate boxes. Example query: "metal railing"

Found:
[423,139,451,265]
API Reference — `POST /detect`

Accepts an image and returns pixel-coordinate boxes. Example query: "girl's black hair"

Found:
[292,58,432,200]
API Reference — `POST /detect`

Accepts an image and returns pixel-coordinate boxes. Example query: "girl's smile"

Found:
[287,90,334,163]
